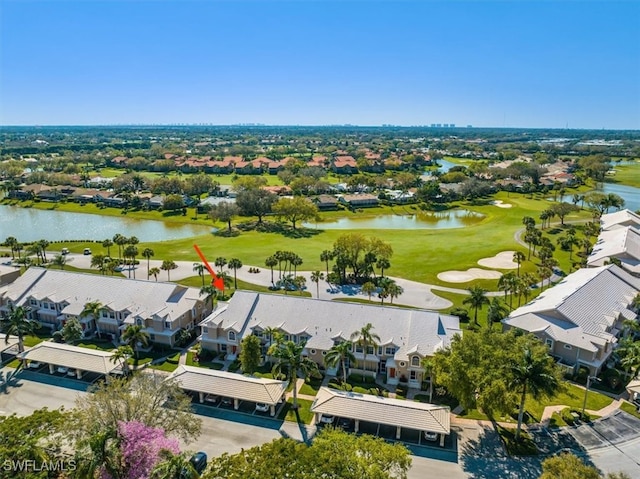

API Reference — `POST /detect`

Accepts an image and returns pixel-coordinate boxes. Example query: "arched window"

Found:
[228,331,236,341]
[411,356,420,367]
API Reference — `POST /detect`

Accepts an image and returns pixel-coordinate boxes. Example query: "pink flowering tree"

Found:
[101,420,180,479]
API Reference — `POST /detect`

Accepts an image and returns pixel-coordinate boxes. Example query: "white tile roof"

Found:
[204,291,461,361]
[1,268,202,322]
[601,209,640,231]
[587,226,640,269]
[18,341,117,374]
[311,387,450,434]
[167,365,287,404]
[503,265,639,350]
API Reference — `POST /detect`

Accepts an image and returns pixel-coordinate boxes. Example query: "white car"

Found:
[204,394,219,403]
[320,415,334,424]
[423,431,438,442]
[28,361,42,369]
[255,403,270,413]
[57,366,69,374]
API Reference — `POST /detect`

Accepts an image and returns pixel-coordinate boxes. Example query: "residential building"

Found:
[502,265,640,375]
[339,193,379,208]
[587,226,640,273]
[200,291,461,388]
[0,268,212,347]
[601,209,640,232]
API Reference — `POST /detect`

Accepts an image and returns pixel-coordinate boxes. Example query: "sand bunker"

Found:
[477,251,518,269]
[492,200,513,208]
[437,268,502,283]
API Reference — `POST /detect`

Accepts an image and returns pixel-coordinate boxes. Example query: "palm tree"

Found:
[618,338,640,379]
[376,257,391,278]
[123,245,138,279]
[324,341,356,382]
[90,254,106,274]
[149,267,160,281]
[513,251,526,276]
[161,260,178,281]
[214,257,227,275]
[142,248,155,276]
[228,258,243,289]
[37,239,50,263]
[113,233,127,261]
[102,238,113,257]
[2,305,37,354]
[291,255,303,276]
[486,298,510,329]
[4,236,18,259]
[52,254,66,270]
[463,286,490,326]
[310,270,324,298]
[199,284,217,310]
[193,262,206,286]
[121,325,150,367]
[350,323,380,375]
[421,357,436,403]
[81,301,103,336]
[265,256,278,285]
[262,326,281,352]
[151,450,199,479]
[320,249,334,278]
[387,281,404,304]
[110,345,133,376]
[361,281,376,302]
[269,339,320,409]
[510,348,561,441]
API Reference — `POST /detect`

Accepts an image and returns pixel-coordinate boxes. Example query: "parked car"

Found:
[255,403,270,413]
[633,392,640,407]
[319,414,334,425]
[221,397,233,407]
[336,417,354,431]
[190,451,207,474]
[204,394,219,403]
[61,248,70,255]
[423,431,438,442]
[28,361,42,369]
[57,366,69,374]
[83,248,92,255]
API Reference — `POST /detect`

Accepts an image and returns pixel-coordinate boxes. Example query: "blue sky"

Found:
[1,1,639,129]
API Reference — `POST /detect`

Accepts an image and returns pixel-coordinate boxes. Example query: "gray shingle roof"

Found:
[1,268,202,321]
[205,291,461,360]
[18,341,117,374]
[601,209,640,231]
[503,265,639,349]
[311,387,450,434]
[167,365,287,404]
[588,226,640,269]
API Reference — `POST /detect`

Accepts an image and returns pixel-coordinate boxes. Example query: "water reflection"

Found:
[305,210,484,230]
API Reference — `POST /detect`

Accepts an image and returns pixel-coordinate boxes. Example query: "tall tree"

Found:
[350,323,380,374]
[102,238,114,257]
[320,249,334,277]
[110,345,133,377]
[161,260,178,281]
[324,341,356,382]
[361,281,377,302]
[510,347,562,441]
[228,258,243,289]
[240,335,262,374]
[209,201,241,233]
[235,188,277,223]
[193,262,206,286]
[62,317,83,344]
[2,305,37,354]
[214,257,227,274]
[122,325,150,367]
[513,251,526,276]
[269,339,320,409]
[199,284,217,311]
[142,248,155,276]
[265,256,278,285]
[310,270,324,299]
[486,298,510,329]
[463,286,490,326]
[272,196,319,230]
[149,267,161,281]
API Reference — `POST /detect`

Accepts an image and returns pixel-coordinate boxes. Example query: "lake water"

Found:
[0,205,212,242]
[305,209,484,230]
[557,183,640,212]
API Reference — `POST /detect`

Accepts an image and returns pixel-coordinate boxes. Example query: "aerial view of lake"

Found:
[0,205,212,243]
[305,209,484,230]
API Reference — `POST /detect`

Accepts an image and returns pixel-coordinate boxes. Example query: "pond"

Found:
[0,205,212,243]
[304,209,484,230]
[557,183,640,212]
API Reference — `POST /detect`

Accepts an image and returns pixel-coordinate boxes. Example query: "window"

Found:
[255,330,263,337]
[564,344,572,350]
[410,370,417,380]
[355,344,364,353]
[203,326,209,333]
[385,346,396,356]
[30,299,37,306]
[377,346,383,355]
[310,349,316,355]
[136,318,143,327]
[367,346,374,355]
[109,312,115,319]
[399,361,406,368]
[43,303,49,309]
[221,344,227,352]
[284,334,290,341]
[164,321,171,329]
[322,351,327,356]
[149,334,155,341]
[292,335,297,343]
[545,339,553,348]
[228,331,236,341]
[411,356,420,367]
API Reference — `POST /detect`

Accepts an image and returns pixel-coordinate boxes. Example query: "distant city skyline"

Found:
[1,1,639,130]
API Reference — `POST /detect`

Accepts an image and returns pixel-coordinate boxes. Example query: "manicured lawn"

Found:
[278,398,314,424]
[75,340,115,351]
[185,351,224,370]
[149,352,181,372]
[176,276,312,298]
[299,376,323,396]
[620,401,640,420]
[606,160,640,188]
